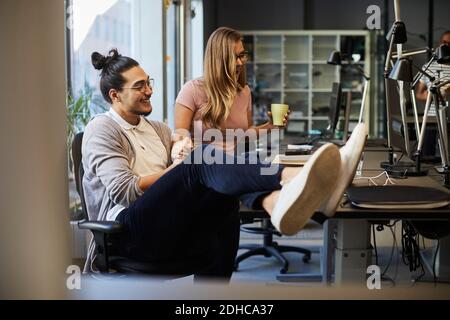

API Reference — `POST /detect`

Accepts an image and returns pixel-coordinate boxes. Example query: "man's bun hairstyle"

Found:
[91,49,139,104]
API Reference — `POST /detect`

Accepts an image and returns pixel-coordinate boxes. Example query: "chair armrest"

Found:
[78,220,124,234]
[77,220,124,273]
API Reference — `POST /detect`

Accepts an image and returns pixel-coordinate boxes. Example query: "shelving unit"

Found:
[242,30,371,136]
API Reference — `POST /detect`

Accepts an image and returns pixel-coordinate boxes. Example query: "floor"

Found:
[169,233,450,290]
[69,179,450,296]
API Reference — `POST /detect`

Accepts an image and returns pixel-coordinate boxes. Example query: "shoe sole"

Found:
[271,143,341,235]
[320,123,367,217]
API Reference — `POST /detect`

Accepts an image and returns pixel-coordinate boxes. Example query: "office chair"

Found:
[235,207,312,274]
[72,132,210,277]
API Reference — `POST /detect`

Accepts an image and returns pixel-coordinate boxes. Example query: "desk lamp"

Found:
[387,57,434,176]
[392,47,431,143]
[327,50,370,124]
[389,44,450,184]
[380,21,410,170]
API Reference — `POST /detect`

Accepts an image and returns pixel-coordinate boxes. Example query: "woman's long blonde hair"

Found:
[201,27,247,129]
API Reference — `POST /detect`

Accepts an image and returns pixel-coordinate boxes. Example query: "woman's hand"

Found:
[267,109,291,128]
[171,136,193,162]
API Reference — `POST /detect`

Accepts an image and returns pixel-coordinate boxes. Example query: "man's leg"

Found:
[115,165,238,263]
[191,190,241,281]
[183,146,284,196]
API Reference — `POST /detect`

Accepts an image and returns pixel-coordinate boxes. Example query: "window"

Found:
[66,0,166,218]
[68,0,133,114]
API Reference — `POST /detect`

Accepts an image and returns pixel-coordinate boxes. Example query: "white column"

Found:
[191,0,204,79]
[132,0,165,122]
[0,0,71,299]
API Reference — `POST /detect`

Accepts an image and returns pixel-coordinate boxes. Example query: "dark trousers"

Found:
[116,146,283,280]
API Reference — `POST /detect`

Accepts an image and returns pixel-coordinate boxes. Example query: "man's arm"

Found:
[84,117,180,207]
[137,161,180,191]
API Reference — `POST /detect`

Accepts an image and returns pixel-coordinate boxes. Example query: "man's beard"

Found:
[138,110,152,117]
[133,101,152,117]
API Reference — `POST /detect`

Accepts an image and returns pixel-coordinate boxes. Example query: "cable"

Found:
[401,221,423,272]
[372,221,400,287]
[433,239,440,286]
[382,222,400,286]
[392,224,400,283]
[382,225,397,278]
[372,224,379,266]
[354,171,397,186]
[410,233,426,285]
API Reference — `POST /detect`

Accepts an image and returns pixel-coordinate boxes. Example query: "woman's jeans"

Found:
[116,146,283,280]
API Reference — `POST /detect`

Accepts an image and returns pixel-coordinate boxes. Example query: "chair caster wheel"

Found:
[302,255,311,263]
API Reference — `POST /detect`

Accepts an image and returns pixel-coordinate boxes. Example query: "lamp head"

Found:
[327,50,342,65]
[436,44,450,64]
[386,21,407,44]
[389,58,413,82]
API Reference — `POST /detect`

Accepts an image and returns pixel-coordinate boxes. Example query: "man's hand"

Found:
[441,85,450,96]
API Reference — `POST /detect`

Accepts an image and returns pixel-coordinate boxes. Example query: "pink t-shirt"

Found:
[176,78,252,153]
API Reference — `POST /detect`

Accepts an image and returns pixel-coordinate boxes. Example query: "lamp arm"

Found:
[358,78,370,123]
[385,33,396,72]
[348,63,370,81]
[437,79,450,89]
[411,60,435,83]
[411,56,436,88]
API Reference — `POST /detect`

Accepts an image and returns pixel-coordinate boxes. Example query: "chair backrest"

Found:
[72,132,88,221]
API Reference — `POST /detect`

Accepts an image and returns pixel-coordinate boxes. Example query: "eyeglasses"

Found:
[236,51,249,63]
[123,78,155,93]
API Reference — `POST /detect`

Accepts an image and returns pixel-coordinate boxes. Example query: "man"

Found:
[416,30,450,102]
[81,49,341,280]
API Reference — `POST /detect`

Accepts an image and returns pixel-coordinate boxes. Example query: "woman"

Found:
[174,27,288,157]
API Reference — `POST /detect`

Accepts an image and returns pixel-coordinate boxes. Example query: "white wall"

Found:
[0,0,71,299]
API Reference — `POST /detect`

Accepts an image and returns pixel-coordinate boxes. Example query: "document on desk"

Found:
[272,154,311,166]
[287,144,314,151]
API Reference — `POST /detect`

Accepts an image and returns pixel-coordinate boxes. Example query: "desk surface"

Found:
[334,147,450,219]
[240,145,450,221]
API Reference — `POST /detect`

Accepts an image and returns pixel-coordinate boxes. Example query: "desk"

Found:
[242,146,450,285]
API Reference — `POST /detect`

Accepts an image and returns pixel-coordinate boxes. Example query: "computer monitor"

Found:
[387,78,417,156]
[289,82,342,148]
[326,82,342,138]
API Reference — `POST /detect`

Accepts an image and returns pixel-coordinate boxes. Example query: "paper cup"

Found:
[271,104,289,126]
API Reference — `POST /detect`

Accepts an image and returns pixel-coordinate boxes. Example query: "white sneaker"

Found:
[320,123,368,217]
[271,143,341,235]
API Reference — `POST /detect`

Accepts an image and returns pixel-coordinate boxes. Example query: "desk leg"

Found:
[437,236,450,279]
[322,219,336,284]
[335,220,372,285]
[276,219,336,284]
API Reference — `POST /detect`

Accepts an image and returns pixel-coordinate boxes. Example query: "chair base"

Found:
[234,242,311,274]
